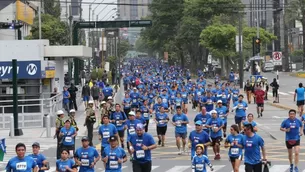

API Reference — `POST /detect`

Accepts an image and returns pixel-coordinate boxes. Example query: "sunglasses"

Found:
[195,124,201,126]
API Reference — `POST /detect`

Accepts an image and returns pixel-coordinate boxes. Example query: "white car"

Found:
[262,62,274,72]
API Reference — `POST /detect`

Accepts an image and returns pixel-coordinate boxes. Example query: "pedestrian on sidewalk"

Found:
[84,100,97,146]
[55,110,65,159]
[82,82,91,108]
[270,78,279,103]
[244,81,253,104]
[68,83,78,111]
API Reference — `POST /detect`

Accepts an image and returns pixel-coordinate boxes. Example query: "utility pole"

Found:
[283,0,290,71]
[38,0,42,39]
[273,0,281,51]
[238,12,244,89]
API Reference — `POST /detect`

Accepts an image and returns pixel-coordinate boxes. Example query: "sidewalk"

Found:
[266,99,297,111]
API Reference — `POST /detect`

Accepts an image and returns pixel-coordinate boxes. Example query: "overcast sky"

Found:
[81,0,118,21]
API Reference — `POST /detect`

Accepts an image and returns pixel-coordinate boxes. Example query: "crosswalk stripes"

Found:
[267,91,291,96]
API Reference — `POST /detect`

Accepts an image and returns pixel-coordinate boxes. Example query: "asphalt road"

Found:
[1,77,305,172]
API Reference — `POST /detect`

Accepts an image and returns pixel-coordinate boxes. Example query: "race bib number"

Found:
[129,128,136,135]
[171,95,175,99]
[136,150,145,159]
[159,120,164,125]
[65,136,72,142]
[238,104,243,109]
[231,148,239,155]
[233,94,238,97]
[81,159,89,166]
[222,94,226,98]
[290,125,296,128]
[195,164,204,171]
[220,115,225,119]
[197,92,201,96]
[176,121,182,127]
[103,131,110,138]
[162,98,167,103]
[109,161,118,169]
[116,120,122,126]
[143,113,149,118]
[182,94,187,98]
[133,99,137,103]
[176,102,181,106]
[16,162,27,170]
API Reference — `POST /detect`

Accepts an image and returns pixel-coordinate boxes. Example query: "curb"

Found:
[266,102,295,111]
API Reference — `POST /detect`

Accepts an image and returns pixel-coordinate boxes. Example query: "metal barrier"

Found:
[0,89,82,130]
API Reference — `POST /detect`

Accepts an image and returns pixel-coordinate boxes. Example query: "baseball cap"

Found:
[69,109,76,113]
[32,142,40,147]
[101,101,106,104]
[109,136,118,142]
[108,97,113,100]
[129,111,135,116]
[195,121,203,125]
[210,110,217,114]
[56,110,64,115]
[136,123,144,130]
[217,100,222,104]
[81,136,89,141]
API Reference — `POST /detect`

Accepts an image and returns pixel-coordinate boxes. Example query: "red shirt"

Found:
[255,90,265,103]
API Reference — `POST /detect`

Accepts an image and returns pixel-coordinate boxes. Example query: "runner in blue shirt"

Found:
[294,83,305,117]
[206,110,223,160]
[280,109,303,172]
[191,144,214,172]
[140,100,151,132]
[102,136,127,172]
[6,143,38,172]
[155,106,170,147]
[172,106,189,155]
[201,91,216,112]
[243,113,258,133]
[232,94,248,129]
[56,148,77,172]
[74,136,100,172]
[59,120,77,157]
[98,115,118,155]
[110,104,127,148]
[224,124,244,172]
[122,93,132,115]
[216,100,229,138]
[242,124,267,172]
[125,111,141,160]
[128,124,157,172]
[28,142,49,172]
[188,121,211,159]
[194,107,211,134]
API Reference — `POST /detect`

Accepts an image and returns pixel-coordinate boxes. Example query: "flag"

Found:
[0,138,6,153]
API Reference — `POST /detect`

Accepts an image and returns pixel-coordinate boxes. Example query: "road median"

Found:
[266,101,296,111]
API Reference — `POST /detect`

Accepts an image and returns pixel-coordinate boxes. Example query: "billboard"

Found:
[0,61,41,79]
[16,0,35,25]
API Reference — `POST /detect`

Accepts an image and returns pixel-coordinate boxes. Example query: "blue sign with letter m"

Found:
[0,61,41,79]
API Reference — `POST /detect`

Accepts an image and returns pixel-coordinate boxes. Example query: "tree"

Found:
[25,14,69,45]
[44,0,61,18]
[200,24,276,76]
[118,40,131,58]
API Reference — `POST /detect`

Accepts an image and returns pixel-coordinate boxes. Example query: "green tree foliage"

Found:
[44,0,61,18]
[25,14,69,45]
[91,69,98,80]
[97,68,104,80]
[119,40,131,58]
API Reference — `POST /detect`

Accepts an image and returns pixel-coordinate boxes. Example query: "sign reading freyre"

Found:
[0,61,41,79]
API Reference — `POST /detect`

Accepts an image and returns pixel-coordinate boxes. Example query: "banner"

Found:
[0,61,41,79]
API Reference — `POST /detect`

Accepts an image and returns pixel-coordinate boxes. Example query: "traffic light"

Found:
[254,37,261,55]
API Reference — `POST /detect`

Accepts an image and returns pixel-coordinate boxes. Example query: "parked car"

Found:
[262,61,274,72]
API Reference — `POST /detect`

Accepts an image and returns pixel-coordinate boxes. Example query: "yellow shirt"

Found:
[89,81,93,88]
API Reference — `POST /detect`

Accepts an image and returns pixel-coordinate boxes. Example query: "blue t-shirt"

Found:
[172,114,189,134]
[110,111,127,131]
[130,92,140,105]
[281,118,303,141]
[98,123,118,148]
[75,146,99,172]
[194,113,211,132]
[56,159,76,172]
[6,156,37,172]
[129,133,156,163]
[188,130,210,155]
[216,106,228,123]
[103,87,113,97]
[60,127,76,146]
[201,96,215,112]
[243,134,264,165]
[126,119,141,140]
[295,87,305,101]
[155,113,169,127]
[102,146,126,172]
[225,134,244,158]
[28,154,46,172]
[123,98,132,109]
[233,101,248,117]
[140,105,150,120]
[153,103,168,112]
[206,117,223,138]
[243,121,257,132]
[192,155,211,172]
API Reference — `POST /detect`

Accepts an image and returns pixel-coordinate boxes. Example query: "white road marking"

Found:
[152,166,160,170]
[165,165,190,172]
[269,165,290,172]
[289,91,295,94]
[278,91,289,95]
[207,165,225,171]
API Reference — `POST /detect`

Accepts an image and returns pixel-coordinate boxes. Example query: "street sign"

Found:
[272,51,282,66]
[250,75,263,83]
[0,61,41,79]
[207,54,212,64]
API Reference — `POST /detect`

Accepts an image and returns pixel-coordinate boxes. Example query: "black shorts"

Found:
[235,116,246,125]
[103,96,109,101]
[175,132,187,139]
[131,104,139,109]
[156,126,167,135]
[127,142,131,150]
[286,140,300,149]
[297,100,305,106]
[223,122,227,129]
[118,130,125,138]
[93,96,99,101]
[229,155,243,162]
[211,136,222,146]
[101,146,105,155]
[257,103,264,107]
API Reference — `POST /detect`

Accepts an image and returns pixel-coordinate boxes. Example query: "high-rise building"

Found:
[117,0,152,45]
